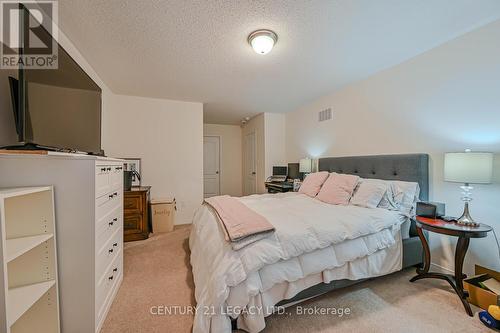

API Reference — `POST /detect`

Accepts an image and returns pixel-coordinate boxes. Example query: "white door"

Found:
[203,136,220,198]
[244,132,256,195]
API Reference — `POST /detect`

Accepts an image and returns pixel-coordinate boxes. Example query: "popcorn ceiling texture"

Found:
[58,0,500,124]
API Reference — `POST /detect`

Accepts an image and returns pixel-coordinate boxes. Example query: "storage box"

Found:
[151,197,176,233]
[464,265,500,310]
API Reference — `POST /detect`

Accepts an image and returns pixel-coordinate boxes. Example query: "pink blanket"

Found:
[204,195,275,248]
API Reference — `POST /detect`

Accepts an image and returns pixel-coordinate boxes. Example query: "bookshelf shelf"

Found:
[0,187,60,333]
[6,234,54,263]
[7,280,56,326]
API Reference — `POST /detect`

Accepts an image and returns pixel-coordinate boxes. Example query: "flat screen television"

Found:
[6,14,102,154]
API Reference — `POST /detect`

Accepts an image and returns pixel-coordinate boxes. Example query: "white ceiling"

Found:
[58,0,500,125]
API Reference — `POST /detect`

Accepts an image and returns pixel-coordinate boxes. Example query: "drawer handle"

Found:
[108,221,114,226]
[113,218,118,222]
[107,167,112,171]
[113,243,118,247]
[116,166,123,170]
[113,268,118,272]
[100,167,106,172]
[109,194,114,199]
[109,249,114,253]
[108,275,114,280]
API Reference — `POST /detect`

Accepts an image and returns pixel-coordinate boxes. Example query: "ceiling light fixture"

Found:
[248,29,278,55]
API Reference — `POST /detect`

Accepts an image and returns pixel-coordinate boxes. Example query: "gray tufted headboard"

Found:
[318,154,429,200]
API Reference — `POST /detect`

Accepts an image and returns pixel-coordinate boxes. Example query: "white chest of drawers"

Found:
[0,153,124,333]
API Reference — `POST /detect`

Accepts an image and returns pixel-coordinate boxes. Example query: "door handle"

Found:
[252,172,256,175]
[216,171,219,174]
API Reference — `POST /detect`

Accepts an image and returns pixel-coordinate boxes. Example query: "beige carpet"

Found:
[102,226,489,333]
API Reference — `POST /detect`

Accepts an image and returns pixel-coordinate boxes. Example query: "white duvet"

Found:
[189,192,406,333]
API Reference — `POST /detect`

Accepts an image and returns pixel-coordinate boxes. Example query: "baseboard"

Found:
[430,262,454,274]
[175,221,192,225]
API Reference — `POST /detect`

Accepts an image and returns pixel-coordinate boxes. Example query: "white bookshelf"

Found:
[0,187,60,333]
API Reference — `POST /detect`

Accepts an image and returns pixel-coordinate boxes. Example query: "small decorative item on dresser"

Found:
[410,216,493,316]
[122,158,142,187]
[124,169,141,191]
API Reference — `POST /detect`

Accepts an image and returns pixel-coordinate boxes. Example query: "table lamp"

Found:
[299,158,312,176]
[444,151,493,226]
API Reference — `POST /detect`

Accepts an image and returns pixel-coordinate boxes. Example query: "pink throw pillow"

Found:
[298,172,329,197]
[317,173,360,205]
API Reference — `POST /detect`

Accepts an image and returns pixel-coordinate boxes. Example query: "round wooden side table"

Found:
[410,216,492,316]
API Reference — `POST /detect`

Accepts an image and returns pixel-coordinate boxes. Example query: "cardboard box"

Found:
[464,265,500,310]
[151,197,176,233]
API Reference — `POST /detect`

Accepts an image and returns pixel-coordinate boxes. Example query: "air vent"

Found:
[318,108,332,122]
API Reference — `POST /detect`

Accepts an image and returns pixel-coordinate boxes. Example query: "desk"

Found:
[410,216,492,316]
[265,181,294,193]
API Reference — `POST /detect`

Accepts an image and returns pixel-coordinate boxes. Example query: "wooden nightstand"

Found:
[124,186,151,242]
[410,216,492,316]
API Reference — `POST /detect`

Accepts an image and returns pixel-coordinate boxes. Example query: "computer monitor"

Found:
[273,166,288,177]
[288,163,301,180]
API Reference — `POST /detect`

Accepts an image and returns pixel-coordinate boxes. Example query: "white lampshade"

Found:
[444,152,493,184]
[299,158,312,173]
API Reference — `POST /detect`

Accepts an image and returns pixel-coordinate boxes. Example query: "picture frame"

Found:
[122,158,142,186]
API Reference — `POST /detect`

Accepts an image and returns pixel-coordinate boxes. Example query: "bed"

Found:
[190,154,429,333]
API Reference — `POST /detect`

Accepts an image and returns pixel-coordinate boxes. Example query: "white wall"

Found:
[286,20,500,275]
[204,124,243,197]
[57,20,205,226]
[103,94,203,225]
[264,113,287,180]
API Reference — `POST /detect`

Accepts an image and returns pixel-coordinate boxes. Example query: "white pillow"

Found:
[390,181,420,216]
[350,179,387,208]
[377,181,399,210]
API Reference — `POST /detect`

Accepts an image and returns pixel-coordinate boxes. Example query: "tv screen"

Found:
[22,39,102,153]
[2,7,103,154]
[8,77,20,138]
